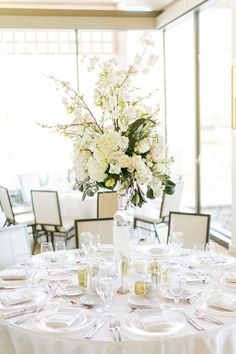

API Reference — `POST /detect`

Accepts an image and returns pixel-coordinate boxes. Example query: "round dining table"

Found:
[0,247,236,354]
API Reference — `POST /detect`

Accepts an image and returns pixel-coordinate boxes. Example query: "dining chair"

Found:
[97,191,118,218]
[74,217,113,247]
[0,224,31,269]
[31,190,75,249]
[0,185,35,230]
[134,181,184,243]
[167,211,211,248]
[18,173,40,205]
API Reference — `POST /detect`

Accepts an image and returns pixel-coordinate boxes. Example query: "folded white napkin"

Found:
[0,269,27,281]
[225,272,236,283]
[45,308,82,328]
[138,312,172,332]
[207,291,236,311]
[0,289,34,306]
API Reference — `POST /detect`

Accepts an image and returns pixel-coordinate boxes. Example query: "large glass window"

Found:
[199,0,232,237]
[164,17,196,210]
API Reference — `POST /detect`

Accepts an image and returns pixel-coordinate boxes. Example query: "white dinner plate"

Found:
[122,310,186,339]
[164,289,197,302]
[128,295,151,308]
[57,285,83,297]
[33,307,95,333]
[79,293,100,307]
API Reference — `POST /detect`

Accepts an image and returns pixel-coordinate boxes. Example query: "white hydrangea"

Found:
[87,157,108,182]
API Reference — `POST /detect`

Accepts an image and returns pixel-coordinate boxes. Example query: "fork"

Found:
[110,322,118,341]
[114,320,122,341]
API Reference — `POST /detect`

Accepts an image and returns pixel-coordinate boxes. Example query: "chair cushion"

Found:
[15,213,35,225]
[43,218,74,233]
[134,208,162,224]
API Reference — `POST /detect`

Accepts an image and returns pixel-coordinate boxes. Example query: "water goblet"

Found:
[168,232,183,252]
[95,276,117,317]
[168,273,186,308]
[55,240,66,252]
[92,233,101,253]
[80,232,93,258]
[40,241,53,254]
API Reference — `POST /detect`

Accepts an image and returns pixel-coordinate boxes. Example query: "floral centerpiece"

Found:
[43,33,174,208]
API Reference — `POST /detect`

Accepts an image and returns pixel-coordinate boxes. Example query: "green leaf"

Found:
[146,186,155,199]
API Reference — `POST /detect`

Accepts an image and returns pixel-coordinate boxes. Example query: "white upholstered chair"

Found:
[18,173,40,205]
[134,181,184,243]
[31,190,75,249]
[0,185,35,229]
[97,191,118,218]
[0,224,31,269]
[167,211,211,248]
[75,217,113,247]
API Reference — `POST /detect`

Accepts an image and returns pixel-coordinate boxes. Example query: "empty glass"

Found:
[95,276,117,316]
[80,232,93,257]
[40,241,53,254]
[92,233,101,252]
[55,240,66,253]
[168,232,183,252]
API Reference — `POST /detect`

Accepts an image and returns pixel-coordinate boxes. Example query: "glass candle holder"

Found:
[77,263,89,290]
[134,273,151,296]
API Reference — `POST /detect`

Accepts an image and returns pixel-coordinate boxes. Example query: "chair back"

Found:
[75,218,113,246]
[0,186,15,224]
[167,211,211,248]
[160,181,184,219]
[0,224,31,269]
[97,191,118,218]
[18,173,40,204]
[31,190,62,226]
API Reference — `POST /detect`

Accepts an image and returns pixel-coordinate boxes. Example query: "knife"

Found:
[182,311,205,331]
[3,306,42,320]
[84,319,107,339]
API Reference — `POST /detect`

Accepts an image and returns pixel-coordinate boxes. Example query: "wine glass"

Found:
[95,255,118,315]
[95,276,117,316]
[92,233,101,253]
[168,232,183,252]
[55,240,66,253]
[80,232,93,257]
[40,241,54,262]
[160,270,185,308]
[40,241,53,254]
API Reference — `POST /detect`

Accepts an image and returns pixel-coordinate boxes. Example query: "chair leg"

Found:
[50,233,55,250]
[3,219,8,227]
[153,223,161,244]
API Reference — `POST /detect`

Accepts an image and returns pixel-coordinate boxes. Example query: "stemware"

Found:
[92,233,101,253]
[40,241,53,254]
[55,240,66,253]
[160,270,186,308]
[95,255,118,316]
[95,276,117,316]
[80,232,93,257]
[168,232,183,252]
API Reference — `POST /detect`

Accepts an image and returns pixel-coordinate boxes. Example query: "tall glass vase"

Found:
[112,194,133,258]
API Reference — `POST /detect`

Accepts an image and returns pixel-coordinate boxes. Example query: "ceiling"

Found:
[0,0,177,11]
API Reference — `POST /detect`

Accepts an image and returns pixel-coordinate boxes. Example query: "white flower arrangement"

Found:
[44,33,175,207]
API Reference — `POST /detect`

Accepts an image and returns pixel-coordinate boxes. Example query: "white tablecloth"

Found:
[1,251,236,354]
